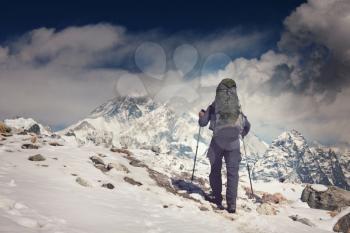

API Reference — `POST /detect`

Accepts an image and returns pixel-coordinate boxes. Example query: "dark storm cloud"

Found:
[276,0,350,102]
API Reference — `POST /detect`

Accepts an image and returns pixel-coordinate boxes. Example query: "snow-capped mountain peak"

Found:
[253,130,350,190]
[61,96,268,159]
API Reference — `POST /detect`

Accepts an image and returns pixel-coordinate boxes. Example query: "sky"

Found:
[1,0,350,147]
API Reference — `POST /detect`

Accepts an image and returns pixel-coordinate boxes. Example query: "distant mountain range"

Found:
[5,96,349,190]
[253,130,350,190]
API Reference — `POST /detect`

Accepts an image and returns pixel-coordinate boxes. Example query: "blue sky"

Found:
[0,0,305,40]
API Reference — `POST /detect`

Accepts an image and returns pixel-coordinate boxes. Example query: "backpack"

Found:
[214,78,240,135]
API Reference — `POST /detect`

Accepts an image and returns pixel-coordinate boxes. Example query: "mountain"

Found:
[4,117,52,135]
[60,96,268,159]
[253,130,350,190]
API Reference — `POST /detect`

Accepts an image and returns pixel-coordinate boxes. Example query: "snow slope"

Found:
[0,131,346,233]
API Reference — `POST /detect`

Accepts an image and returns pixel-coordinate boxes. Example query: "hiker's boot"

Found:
[227,204,236,214]
[215,201,225,210]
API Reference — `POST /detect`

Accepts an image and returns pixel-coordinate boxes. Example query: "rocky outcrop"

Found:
[301,184,350,211]
[27,124,41,135]
[333,213,350,233]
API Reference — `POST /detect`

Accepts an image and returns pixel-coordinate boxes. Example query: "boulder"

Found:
[28,154,46,161]
[333,213,350,233]
[27,124,41,135]
[301,184,350,211]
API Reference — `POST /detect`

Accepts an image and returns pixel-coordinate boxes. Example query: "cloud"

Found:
[1,0,349,146]
[278,0,350,102]
[0,24,265,129]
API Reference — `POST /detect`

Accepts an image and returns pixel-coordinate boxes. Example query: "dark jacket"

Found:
[198,102,251,150]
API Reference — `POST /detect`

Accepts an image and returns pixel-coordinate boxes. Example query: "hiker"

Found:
[198,78,250,213]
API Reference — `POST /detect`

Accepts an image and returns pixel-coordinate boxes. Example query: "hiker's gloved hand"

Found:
[241,126,249,138]
[198,109,205,118]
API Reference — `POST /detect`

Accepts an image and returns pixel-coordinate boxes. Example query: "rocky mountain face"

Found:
[60,96,268,159]
[253,130,350,190]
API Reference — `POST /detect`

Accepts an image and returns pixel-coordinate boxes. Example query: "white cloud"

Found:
[0,24,264,129]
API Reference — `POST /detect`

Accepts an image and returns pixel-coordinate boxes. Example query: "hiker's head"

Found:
[217,78,236,90]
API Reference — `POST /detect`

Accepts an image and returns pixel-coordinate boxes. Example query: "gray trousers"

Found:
[207,139,241,208]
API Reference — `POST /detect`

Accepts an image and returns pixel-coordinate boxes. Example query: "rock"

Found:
[262,192,287,204]
[124,177,142,186]
[30,136,37,144]
[76,177,90,187]
[328,211,339,217]
[333,213,350,233]
[0,122,11,134]
[256,203,277,215]
[90,156,105,166]
[110,147,132,156]
[21,144,39,149]
[28,154,46,161]
[107,163,130,173]
[1,133,13,137]
[301,185,350,211]
[199,206,209,211]
[163,205,169,208]
[148,169,175,194]
[151,146,161,154]
[94,164,109,172]
[65,130,75,137]
[289,215,315,227]
[49,142,63,146]
[27,124,41,134]
[102,183,115,189]
[129,159,147,168]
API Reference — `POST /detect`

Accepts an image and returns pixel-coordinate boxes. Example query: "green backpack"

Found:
[214,78,240,134]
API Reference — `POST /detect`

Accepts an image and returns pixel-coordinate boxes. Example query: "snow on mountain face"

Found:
[4,117,51,135]
[61,96,268,159]
[253,130,350,190]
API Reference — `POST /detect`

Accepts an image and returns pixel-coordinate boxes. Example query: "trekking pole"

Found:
[242,137,254,197]
[191,126,202,182]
